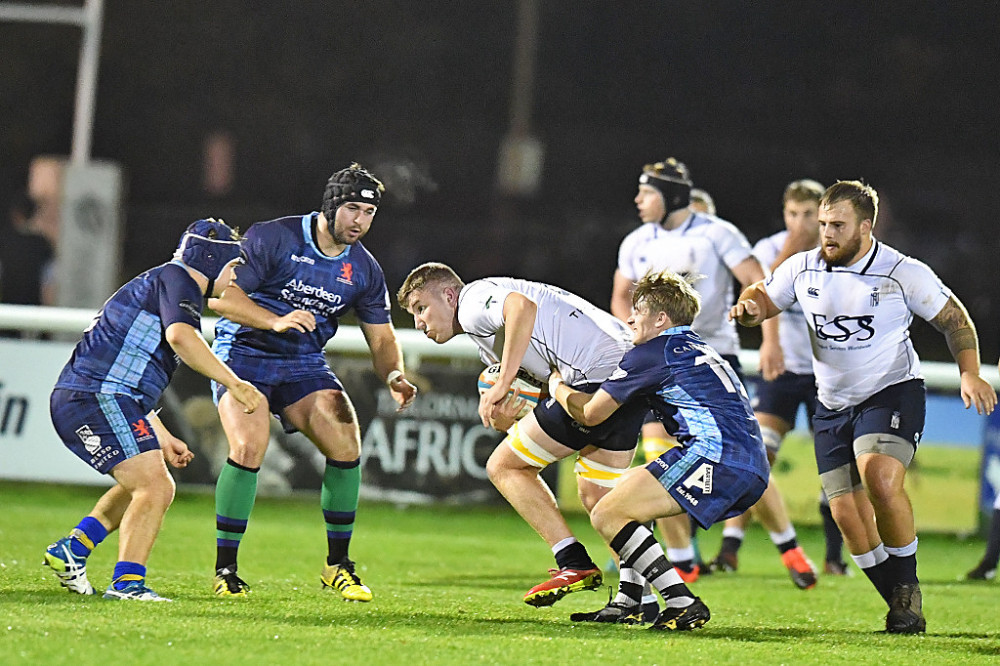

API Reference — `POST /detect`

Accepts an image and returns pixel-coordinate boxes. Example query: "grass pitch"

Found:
[1,481,999,665]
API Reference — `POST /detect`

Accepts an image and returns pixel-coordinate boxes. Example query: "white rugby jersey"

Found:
[763,240,951,411]
[458,277,634,386]
[752,230,814,375]
[617,212,753,355]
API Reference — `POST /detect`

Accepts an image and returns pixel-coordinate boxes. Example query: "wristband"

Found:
[548,375,562,397]
[386,370,404,386]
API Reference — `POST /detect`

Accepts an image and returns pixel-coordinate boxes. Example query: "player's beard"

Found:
[821,232,862,266]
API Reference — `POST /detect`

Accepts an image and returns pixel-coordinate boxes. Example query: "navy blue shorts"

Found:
[212,348,344,432]
[812,379,925,475]
[50,389,161,474]
[752,371,817,425]
[534,383,646,452]
[646,446,767,529]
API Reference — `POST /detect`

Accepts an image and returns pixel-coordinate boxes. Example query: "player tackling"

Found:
[729,179,996,633]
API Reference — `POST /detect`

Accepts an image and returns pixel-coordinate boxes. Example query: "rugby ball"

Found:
[477,363,548,419]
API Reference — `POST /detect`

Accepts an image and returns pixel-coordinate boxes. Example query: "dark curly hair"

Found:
[321,162,385,220]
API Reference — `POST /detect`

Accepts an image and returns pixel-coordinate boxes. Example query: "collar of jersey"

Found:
[301,213,352,261]
[658,325,692,337]
[822,238,878,273]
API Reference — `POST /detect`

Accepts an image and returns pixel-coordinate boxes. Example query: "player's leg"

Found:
[283,386,371,602]
[642,420,703,581]
[968,493,1000,580]
[213,387,273,596]
[819,488,849,574]
[487,413,607,606]
[749,413,817,589]
[103,448,176,601]
[853,380,925,633]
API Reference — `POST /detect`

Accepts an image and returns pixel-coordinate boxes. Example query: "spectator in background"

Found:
[0,192,56,336]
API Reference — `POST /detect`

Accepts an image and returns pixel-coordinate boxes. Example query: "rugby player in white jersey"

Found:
[397,263,645,610]
[610,158,784,587]
[730,179,997,633]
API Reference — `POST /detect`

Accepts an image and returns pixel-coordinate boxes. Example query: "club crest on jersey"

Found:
[337,263,354,285]
[870,288,880,307]
[75,425,102,454]
[131,418,154,442]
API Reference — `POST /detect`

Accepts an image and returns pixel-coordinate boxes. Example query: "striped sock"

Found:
[215,458,259,571]
[111,561,146,590]
[611,521,693,606]
[323,458,360,565]
[69,516,108,558]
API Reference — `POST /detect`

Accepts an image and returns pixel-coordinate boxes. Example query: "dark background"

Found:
[3,1,999,359]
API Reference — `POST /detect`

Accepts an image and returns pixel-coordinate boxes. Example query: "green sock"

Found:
[215,458,259,571]
[322,458,361,565]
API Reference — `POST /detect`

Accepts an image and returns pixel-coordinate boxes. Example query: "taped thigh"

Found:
[854,433,915,468]
[575,454,629,488]
[505,422,558,469]
[819,462,863,500]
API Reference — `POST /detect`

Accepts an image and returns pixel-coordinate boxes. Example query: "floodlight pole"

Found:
[0,0,104,165]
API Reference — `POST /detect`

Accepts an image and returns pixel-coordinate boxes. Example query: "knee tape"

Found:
[505,423,558,469]
[819,462,863,500]
[642,436,675,462]
[574,455,629,488]
[760,426,783,456]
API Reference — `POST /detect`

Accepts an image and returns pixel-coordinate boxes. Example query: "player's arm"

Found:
[146,410,194,468]
[547,371,620,427]
[164,321,263,414]
[928,296,997,415]
[210,283,316,334]
[729,281,781,327]
[360,321,417,411]
[731,256,784,379]
[610,269,635,322]
[477,293,537,427]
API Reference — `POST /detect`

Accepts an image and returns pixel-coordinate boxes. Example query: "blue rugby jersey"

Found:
[214,213,391,358]
[54,262,203,412]
[600,325,768,478]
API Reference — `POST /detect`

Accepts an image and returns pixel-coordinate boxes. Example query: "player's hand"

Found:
[162,437,195,468]
[230,380,264,414]
[488,389,525,433]
[273,309,316,334]
[478,383,511,428]
[389,373,418,412]
[960,372,997,415]
[729,299,762,327]
[758,338,785,382]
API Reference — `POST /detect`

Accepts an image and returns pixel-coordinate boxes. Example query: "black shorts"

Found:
[534,383,646,452]
[752,371,817,425]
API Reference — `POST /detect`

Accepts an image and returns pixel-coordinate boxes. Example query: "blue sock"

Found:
[70,517,109,558]
[111,561,146,590]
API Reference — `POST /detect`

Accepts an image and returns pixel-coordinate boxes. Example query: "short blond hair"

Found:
[632,269,701,326]
[396,262,465,309]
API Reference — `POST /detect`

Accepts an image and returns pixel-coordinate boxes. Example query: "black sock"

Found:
[982,509,1000,568]
[862,559,894,603]
[554,541,595,570]
[720,535,742,555]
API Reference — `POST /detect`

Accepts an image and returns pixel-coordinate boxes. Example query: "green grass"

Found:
[1,481,998,665]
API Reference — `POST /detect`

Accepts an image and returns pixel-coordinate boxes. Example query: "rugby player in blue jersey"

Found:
[549,269,769,630]
[208,164,417,601]
[44,219,264,601]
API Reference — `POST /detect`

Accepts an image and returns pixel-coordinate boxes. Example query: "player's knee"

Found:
[760,426,782,464]
[491,423,555,482]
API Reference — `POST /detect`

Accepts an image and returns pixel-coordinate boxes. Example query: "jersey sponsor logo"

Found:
[811,313,875,342]
[75,425,102,454]
[337,263,354,286]
[281,279,347,318]
[290,254,316,265]
[807,287,820,298]
[131,418,154,442]
[681,462,714,495]
[179,299,201,319]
